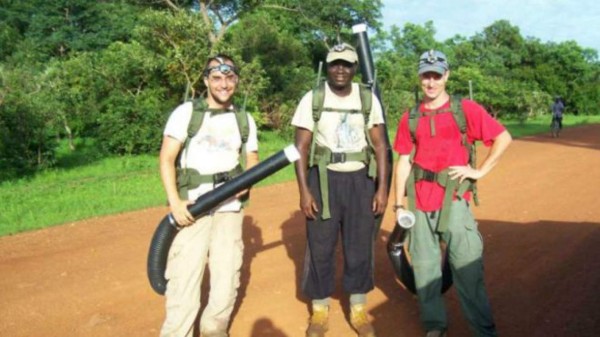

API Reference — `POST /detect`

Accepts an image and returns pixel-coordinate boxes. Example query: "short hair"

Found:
[203,54,239,77]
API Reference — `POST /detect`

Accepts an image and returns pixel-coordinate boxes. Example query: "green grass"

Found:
[1,116,598,236]
[501,114,600,138]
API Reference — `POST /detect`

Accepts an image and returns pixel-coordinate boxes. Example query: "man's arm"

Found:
[449,130,512,182]
[394,154,412,210]
[368,124,389,215]
[235,150,259,199]
[294,127,318,219]
[159,136,195,226]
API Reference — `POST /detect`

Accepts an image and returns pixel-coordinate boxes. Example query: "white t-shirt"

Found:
[164,101,259,211]
[291,82,385,171]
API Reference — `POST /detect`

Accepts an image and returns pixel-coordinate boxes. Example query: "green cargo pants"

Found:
[408,199,497,337]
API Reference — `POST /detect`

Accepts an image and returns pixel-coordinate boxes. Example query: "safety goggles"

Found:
[203,63,239,76]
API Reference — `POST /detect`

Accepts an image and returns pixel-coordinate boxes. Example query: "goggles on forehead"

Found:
[331,43,355,52]
[203,57,239,77]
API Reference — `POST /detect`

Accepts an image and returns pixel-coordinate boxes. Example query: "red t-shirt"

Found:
[393,99,505,211]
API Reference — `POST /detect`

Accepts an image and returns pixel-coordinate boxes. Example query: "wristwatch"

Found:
[393,204,405,211]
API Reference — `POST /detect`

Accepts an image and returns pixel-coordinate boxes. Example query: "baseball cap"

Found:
[326,43,358,64]
[418,50,449,75]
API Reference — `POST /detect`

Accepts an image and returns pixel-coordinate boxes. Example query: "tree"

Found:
[0,66,57,180]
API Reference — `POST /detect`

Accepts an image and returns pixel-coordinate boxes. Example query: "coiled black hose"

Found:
[147,145,300,295]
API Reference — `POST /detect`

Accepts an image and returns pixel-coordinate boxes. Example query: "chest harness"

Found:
[406,96,478,232]
[309,82,377,219]
[176,98,249,205]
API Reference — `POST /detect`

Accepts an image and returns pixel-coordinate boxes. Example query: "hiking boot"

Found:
[350,304,376,337]
[306,304,329,337]
[425,330,446,337]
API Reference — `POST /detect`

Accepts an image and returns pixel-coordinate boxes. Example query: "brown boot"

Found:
[306,304,329,337]
[350,304,376,337]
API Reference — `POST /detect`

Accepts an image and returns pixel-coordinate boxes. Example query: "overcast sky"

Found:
[380,0,600,53]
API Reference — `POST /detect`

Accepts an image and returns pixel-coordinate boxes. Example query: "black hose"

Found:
[147,215,179,294]
[147,145,300,295]
[387,224,453,294]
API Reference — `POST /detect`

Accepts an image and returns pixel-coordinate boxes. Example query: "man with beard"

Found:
[158,54,259,337]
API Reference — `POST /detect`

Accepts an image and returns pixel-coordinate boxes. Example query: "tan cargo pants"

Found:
[160,211,244,337]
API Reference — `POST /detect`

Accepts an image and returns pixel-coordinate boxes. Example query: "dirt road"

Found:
[1,124,599,337]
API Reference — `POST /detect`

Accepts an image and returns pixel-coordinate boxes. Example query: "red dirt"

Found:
[1,125,599,337]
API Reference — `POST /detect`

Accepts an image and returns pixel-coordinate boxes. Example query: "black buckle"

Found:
[213,172,231,185]
[422,170,436,182]
[330,152,346,163]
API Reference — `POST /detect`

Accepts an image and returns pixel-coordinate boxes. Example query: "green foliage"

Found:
[0,66,58,181]
[3,118,600,236]
[1,1,599,183]
[1,0,141,64]
[134,10,213,99]
[226,10,313,130]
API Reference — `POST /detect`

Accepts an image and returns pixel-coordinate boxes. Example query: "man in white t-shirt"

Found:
[158,54,259,337]
[292,43,389,337]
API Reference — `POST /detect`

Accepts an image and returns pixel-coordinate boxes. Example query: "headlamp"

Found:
[203,56,239,77]
[422,50,447,64]
[204,64,238,76]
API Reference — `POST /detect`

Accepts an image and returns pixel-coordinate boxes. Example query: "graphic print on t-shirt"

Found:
[194,115,239,154]
[335,113,361,151]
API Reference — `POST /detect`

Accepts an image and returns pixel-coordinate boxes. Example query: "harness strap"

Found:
[313,145,370,219]
[177,164,244,200]
[177,99,250,206]
[410,165,474,232]
[308,82,376,220]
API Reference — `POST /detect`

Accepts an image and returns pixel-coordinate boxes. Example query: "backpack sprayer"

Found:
[147,145,300,295]
[352,23,453,294]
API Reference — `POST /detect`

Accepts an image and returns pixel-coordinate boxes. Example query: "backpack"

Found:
[175,98,250,201]
[308,81,377,219]
[406,96,479,232]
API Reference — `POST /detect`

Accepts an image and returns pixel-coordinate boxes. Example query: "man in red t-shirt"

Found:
[393,50,512,337]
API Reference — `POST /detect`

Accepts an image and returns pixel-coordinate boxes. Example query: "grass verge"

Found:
[1,115,598,236]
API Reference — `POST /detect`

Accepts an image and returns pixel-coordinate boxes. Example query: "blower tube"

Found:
[147,145,301,295]
[352,23,453,294]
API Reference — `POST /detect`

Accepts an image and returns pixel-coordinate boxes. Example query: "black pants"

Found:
[301,167,376,299]
[552,116,563,129]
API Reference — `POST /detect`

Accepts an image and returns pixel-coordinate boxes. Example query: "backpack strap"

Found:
[176,99,250,205]
[405,97,478,232]
[308,82,376,219]
[448,96,478,206]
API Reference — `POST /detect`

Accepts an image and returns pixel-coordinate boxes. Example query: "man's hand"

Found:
[448,165,482,183]
[299,189,319,220]
[372,188,388,216]
[170,199,195,227]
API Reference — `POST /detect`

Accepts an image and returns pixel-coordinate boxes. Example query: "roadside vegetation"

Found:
[1,1,598,235]
[1,116,598,236]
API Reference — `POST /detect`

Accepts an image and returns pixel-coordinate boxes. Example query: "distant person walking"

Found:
[551,97,565,137]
